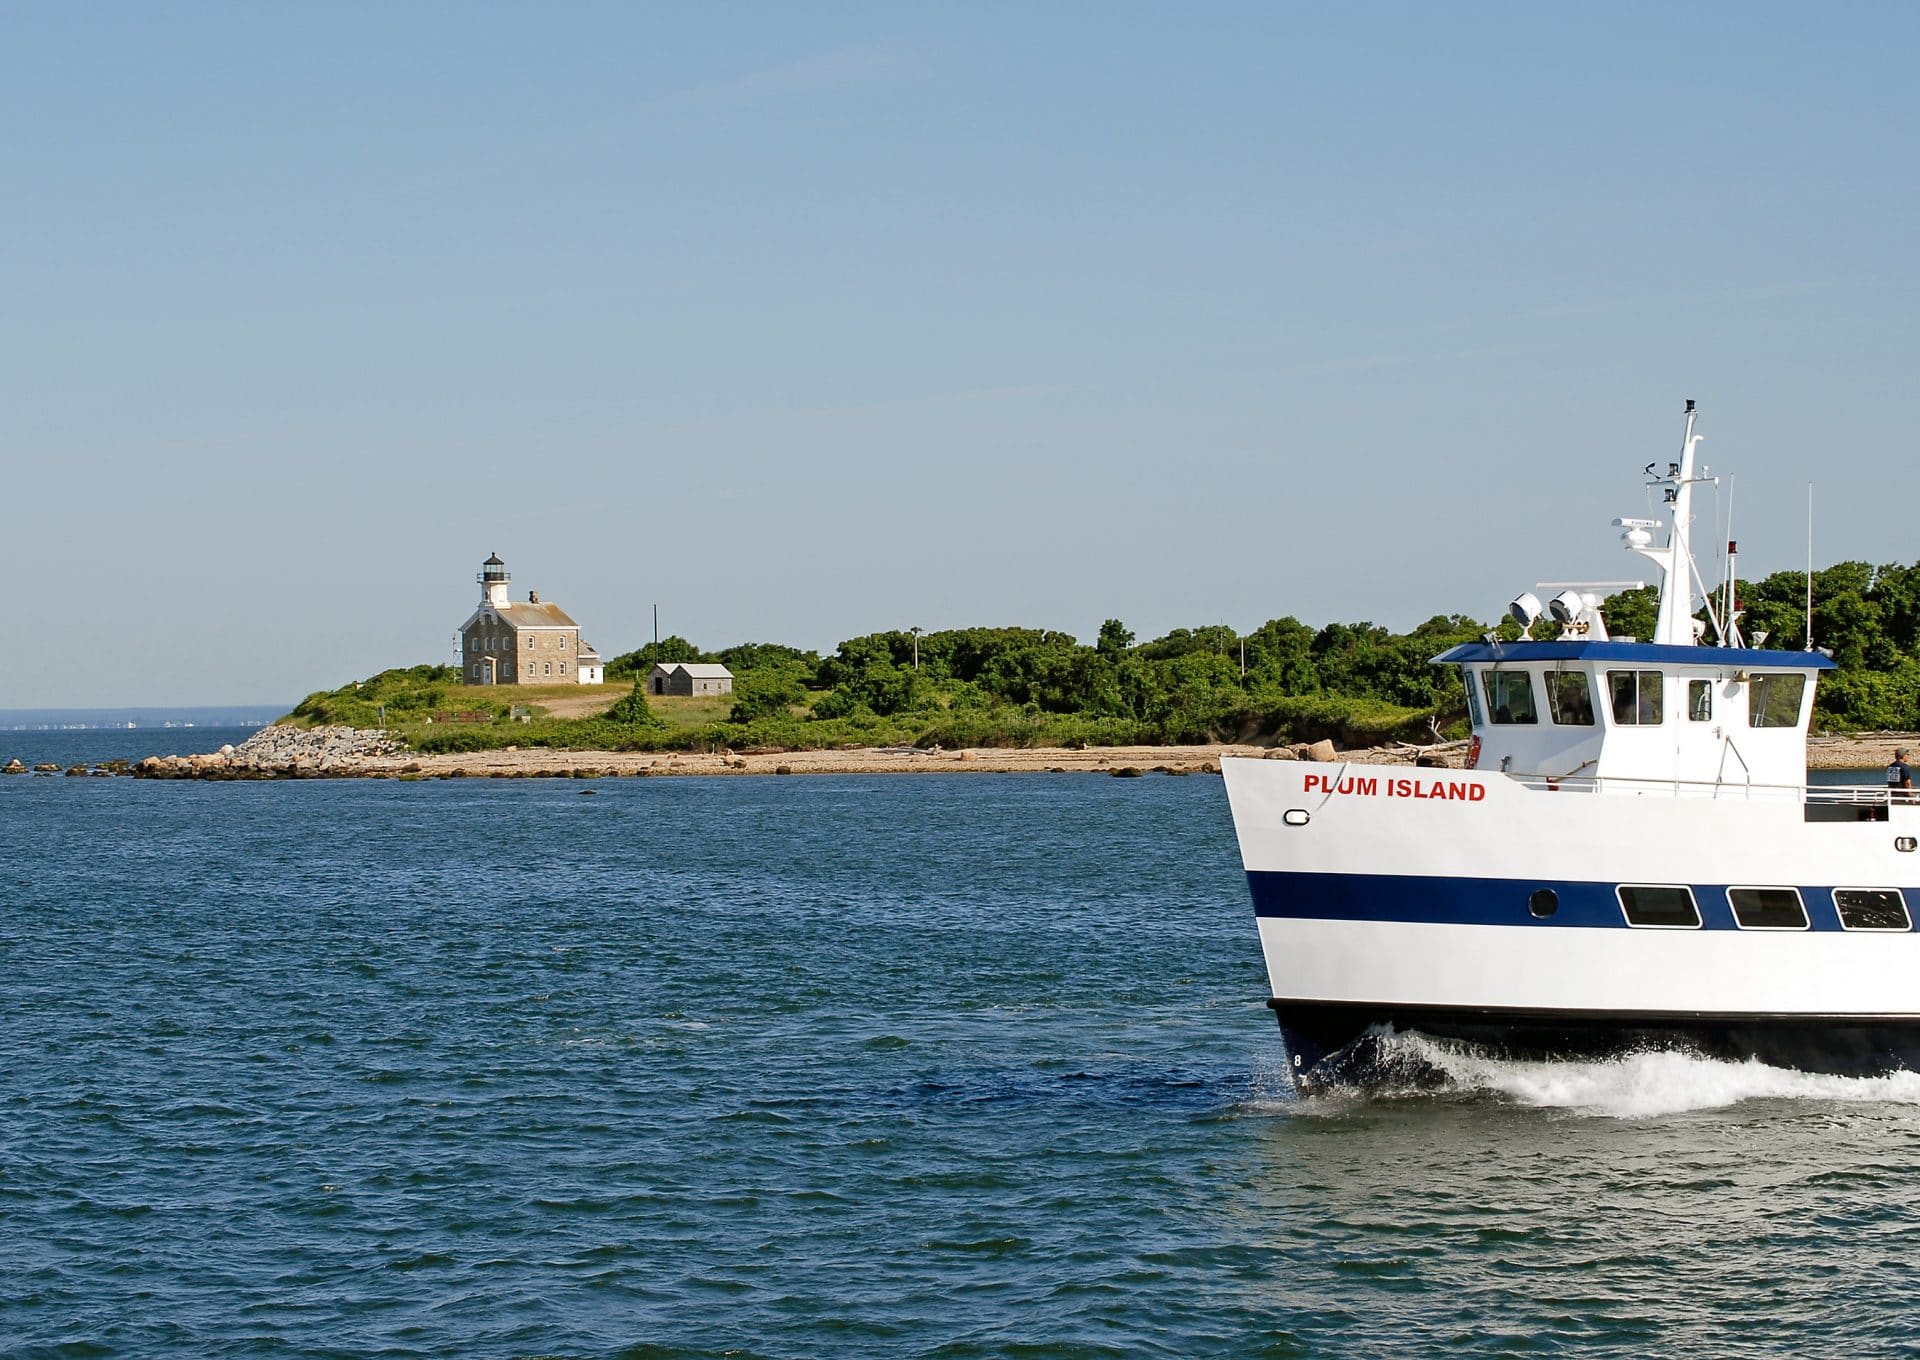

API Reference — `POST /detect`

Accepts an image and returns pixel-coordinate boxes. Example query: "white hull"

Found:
[1222,756,1920,1083]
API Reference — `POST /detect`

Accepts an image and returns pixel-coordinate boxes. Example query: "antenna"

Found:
[1721,474,1737,647]
[1805,483,1815,651]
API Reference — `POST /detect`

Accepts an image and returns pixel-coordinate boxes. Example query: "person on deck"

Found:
[1887,749,1914,801]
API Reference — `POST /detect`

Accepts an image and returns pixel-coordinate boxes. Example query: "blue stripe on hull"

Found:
[1247,870,1916,931]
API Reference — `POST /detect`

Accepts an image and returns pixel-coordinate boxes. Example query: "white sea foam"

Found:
[1377,1029,1920,1118]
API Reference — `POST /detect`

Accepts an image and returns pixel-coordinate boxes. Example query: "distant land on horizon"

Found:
[0,705,290,732]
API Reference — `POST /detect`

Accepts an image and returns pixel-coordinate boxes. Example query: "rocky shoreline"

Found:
[4,723,1908,782]
[4,722,1906,782]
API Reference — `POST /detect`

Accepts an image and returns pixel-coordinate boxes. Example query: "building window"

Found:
[1728,887,1807,930]
[1617,884,1699,928]
[544,662,552,675]
[1546,671,1595,726]
[1749,674,1806,729]
[1689,680,1712,722]
[1608,670,1664,725]
[1484,670,1537,724]
[560,662,567,674]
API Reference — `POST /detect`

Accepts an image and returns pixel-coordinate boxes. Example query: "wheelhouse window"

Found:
[1608,670,1664,725]
[1689,680,1712,722]
[1748,673,1807,729]
[1834,888,1910,931]
[1546,671,1595,726]
[1617,884,1699,928]
[1728,887,1807,930]
[1484,670,1538,725]
[1463,670,1484,727]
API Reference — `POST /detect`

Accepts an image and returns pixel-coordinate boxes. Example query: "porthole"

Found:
[1728,886,1808,930]
[1617,884,1701,929]
[1528,888,1558,919]
[1282,809,1311,827]
[1834,888,1911,932]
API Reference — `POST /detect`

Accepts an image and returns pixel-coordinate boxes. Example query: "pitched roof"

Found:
[495,601,578,629]
[649,662,733,679]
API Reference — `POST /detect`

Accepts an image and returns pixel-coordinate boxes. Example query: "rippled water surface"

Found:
[7,748,1920,1357]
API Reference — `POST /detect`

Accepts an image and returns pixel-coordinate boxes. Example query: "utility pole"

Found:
[1240,637,1246,678]
[910,625,923,671]
[653,603,659,646]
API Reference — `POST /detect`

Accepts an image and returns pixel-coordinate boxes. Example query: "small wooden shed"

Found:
[648,662,735,697]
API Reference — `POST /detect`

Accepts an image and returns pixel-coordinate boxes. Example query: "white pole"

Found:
[1806,482,1815,651]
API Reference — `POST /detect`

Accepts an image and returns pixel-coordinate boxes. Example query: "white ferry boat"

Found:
[1222,403,1917,1090]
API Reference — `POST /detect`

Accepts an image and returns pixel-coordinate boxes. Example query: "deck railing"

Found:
[1509,772,1899,808]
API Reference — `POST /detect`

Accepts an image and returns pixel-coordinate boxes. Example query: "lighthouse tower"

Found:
[478,552,510,608]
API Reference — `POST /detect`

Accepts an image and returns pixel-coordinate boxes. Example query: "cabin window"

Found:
[1484,670,1538,725]
[1546,671,1595,726]
[1608,670,1664,725]
[1689,680,1712,722]
[1463,671,1484,727]
[1528,888,1558,919]
[1748,673,1806,729]
[1833,888,1910,931]
[1728,887,1807,930]
[1617,884,1699,928]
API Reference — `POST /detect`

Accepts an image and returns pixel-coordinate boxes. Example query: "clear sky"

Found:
[6,2,1919,707]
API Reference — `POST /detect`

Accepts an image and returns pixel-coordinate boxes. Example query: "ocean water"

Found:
[6,745,1920,1358]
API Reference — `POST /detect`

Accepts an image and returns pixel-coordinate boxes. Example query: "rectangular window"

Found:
[1728,887,1807,930]
[1484,670,1538,725]
[1463,670,1484,727]
[1546,671,1595,726]
[1748,673,1807,729]
[1689,680,1712,722]
[1617,884,1700,928]
[1834,888,1910,931]
[1608,670,1664,725]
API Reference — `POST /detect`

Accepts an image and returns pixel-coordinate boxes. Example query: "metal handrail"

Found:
[1508,771,1898,807]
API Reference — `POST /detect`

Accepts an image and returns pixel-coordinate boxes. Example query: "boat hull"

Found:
[1222,756,1920,1092]
[1272,999,1920,1092]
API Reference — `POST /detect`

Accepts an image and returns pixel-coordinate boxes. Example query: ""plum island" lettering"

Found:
[1302,772,1487,802]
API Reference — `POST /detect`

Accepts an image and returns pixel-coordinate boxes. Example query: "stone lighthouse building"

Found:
[458,553,605,685]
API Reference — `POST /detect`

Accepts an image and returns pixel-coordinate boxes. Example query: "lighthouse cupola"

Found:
[478,552,511,607]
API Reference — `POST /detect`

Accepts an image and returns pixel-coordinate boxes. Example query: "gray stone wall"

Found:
[462,621,582,685]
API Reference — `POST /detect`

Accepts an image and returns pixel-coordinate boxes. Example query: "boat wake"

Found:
[1310,1028,1920,1118]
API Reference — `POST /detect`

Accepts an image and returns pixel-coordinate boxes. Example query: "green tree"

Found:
[606,636,706,680]
[1097,619,1134,656]
[607,678,663,726]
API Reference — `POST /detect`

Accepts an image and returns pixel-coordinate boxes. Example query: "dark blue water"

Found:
[8,751,1920,1357]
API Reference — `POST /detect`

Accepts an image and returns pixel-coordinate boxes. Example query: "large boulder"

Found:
[1305,739,1338,763]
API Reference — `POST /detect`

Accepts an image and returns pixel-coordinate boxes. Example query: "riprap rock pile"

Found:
[134,724,406,778]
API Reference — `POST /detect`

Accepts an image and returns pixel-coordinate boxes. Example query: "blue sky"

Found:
[6,2,1919,706]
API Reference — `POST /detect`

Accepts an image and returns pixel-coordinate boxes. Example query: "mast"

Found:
[1627,401,1710,647]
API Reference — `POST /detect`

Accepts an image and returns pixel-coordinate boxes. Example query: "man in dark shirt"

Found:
[1888,748,1914,801]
